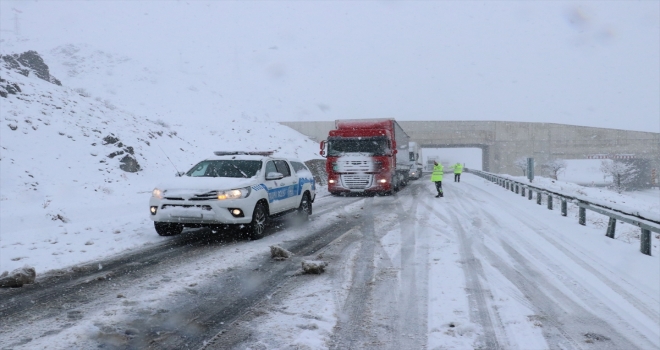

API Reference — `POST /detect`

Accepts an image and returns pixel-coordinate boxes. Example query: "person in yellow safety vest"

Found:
[431,161,444,198]
[453,163,463,182]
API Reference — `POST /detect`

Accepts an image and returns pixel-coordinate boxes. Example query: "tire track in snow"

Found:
[329,197,379,349]
[418,179,508,349]
[392,182,430,350]
[455,178,660,314]
[450,176,659,349]
[454,178,660,327]
[0,197,365,350]
[329,181,431,349]
[443,203,505,350]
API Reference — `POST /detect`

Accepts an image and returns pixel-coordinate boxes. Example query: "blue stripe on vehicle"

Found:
[252,184,268,191]
[297,177,315,194]
[267,184,296,202]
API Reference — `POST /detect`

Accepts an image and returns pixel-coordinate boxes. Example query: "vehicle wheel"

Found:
[297,192,312,219]
[154,222,184,236]
[392,175,399,192]
[246,203,268,240]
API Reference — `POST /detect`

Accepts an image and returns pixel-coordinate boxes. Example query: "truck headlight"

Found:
[217,187,251,200]
[152,188,163,199]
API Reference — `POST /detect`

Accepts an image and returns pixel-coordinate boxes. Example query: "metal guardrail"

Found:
[466,169,660,256]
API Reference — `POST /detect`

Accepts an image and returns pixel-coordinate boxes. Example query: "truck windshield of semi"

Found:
[326,137,391,156]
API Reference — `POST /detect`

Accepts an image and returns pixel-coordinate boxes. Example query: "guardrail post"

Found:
[605,217,616,238]
[640,229,652,256]
[511,183,515,193]
[547,195,553,210]
[515,184,519,194]
[536,192,542,205]
[579,207,586,225]
[506,181,510,190]
[521,187,525,197]
[528,189,533,200]
[561,199,567,217]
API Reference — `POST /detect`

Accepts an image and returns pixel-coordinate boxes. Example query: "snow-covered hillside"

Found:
[1,40,288,127]
[0,48,322,274]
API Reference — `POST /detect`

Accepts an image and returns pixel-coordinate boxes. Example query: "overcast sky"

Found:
[1,1,658,132]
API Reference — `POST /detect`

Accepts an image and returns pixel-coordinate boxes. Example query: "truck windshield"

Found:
[327,137,390,156]
[185,160,262,178]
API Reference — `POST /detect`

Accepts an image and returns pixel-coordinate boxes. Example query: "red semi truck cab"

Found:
[320,119,411,195]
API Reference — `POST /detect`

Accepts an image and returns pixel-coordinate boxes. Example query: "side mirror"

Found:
[266,172,284,180]
[319,140,327,158]
[175,172,186,177]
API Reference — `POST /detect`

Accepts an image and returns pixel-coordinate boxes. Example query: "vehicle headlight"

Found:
[152,188,163,199]
[217,187,251,200]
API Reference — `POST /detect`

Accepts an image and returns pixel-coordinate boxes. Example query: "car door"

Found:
[264,160,284,214]
[274,160,299,210]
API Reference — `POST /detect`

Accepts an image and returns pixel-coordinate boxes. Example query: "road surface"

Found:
[1,174,658,349]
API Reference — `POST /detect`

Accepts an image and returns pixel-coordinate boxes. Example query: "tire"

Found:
[297,192,312,219]
[246,202,268,240]
[154,222,184,236]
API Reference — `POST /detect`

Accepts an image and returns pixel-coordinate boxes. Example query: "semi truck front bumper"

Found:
[329,174,392,193]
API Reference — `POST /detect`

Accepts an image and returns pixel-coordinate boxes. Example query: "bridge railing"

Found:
[465,168,660,256]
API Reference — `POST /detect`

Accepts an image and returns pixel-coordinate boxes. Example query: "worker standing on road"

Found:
[431,161,444,197]
[453,162,463,182]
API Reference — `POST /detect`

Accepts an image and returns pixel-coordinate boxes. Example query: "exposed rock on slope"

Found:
[0,50,186,180]
[1,50,62,86]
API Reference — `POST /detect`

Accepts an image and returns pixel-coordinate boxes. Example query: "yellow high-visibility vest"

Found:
[431,164,444,181]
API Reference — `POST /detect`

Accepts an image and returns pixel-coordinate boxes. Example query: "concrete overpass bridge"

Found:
[280,121,660,176]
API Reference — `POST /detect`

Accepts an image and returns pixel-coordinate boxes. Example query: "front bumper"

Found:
[149,197,254,224]
[328,174,392,193]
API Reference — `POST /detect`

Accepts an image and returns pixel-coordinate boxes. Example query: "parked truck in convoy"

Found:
[408,141,424,180]
[319,119,411,195]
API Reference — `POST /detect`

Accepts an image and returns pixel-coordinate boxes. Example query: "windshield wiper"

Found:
[230,163,248,178]
[212,167,221,177]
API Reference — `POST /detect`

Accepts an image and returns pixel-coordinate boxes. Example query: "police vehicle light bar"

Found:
[214,151,275,156]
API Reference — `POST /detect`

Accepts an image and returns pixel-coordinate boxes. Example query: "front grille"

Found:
[336,160,373,173]
[162,204,212,211]
[341,174,372,189]
[190,191,218,201]
[164,191,218,201]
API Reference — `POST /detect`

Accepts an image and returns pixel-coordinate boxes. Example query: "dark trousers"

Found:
[455,173,461,182]
[434,181,443,196]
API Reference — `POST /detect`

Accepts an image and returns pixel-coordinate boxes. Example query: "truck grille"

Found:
[341,174,372,189]
[336,160,373,173]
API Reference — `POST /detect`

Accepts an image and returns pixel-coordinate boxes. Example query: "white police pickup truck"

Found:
[149,151,315,239]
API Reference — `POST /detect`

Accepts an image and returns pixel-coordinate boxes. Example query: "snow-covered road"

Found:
[1,174,658,349]
[219,174,659,349]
